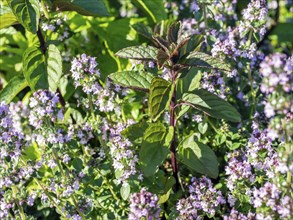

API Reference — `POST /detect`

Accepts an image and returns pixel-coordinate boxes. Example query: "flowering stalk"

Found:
[51,148,86,220]
[33,177,66,217]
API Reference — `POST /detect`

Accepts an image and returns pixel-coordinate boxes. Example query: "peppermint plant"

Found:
[109,22,241,191]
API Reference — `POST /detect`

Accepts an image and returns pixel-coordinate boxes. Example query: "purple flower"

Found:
[128,188,160,220]
[176,177,226,219]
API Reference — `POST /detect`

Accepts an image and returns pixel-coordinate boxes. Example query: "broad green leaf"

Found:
[120,183,131,200]
[149,77,173,121]
[182,89,241,122]
[0,75,27,103]
[23,44,62,91]
[121,121,149,143]
[177,70,201,98]
[115,45,157,61]
[8,0,40,33]
[0,6,18,29]
[178,134,218,178]
[23,46,47,90]
[143,123,166,143]
[140,123,169,176]
[183,51,232,72]
[52,0,109,16]
[132,0,167,23]
[108,71,155,92]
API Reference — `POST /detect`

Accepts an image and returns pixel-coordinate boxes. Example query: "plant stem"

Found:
[19,158,66,218]
[88,94,95,118]
[37,28,47,54]
[170,70,179,192]
[34,178,66,217]
[52,148,86,219]
[16,201,26,220]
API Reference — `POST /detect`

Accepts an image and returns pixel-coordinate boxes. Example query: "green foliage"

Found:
[108,71,155,92]
[23,44,62,91]
[8,0,40,33]
[140,123,171,176]
[51,0,109,16]
[149,77,173,121]
[178,133,219,178]
[0,75,27,103]
[121,121,149,143]
[184,51,232,72]
[182,89,241,122]
[0,6,18,29]
[115,45,158,61]
[132,0,167,23]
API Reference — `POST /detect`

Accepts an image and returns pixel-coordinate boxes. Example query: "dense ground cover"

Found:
[0,0,292,219]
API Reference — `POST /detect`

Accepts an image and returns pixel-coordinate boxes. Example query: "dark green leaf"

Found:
[140,123,170,176]
[52,0,109,16]
[177,70,201,97]
[121,121,149,143]
[23,45,62,91]
[8,0,40,33]
[0,75,27,103]
[180,34,203,55]
[23,46,47,90]
[182,89,241,122]
[149,77,173,121]
[178,134,218,178]
[115,45,157,61]
[183,51,232,72]
[108,71,155,92]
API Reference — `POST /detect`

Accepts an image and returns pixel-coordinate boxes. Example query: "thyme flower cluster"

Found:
[176,176,226,219]
[128,188,161,220]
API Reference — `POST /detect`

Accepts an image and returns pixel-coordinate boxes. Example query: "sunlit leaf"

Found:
[149,77,173,121]
[115,45,157,61]
[8,0,40,33]
[182,89,241,122]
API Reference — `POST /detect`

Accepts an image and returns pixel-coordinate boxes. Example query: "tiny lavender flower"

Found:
[128,188,161,220]
[176,177,226,219]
